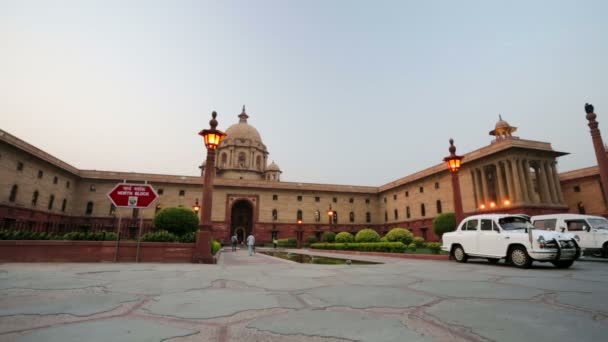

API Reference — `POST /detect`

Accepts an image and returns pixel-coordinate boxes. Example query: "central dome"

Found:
[221,106,263,146]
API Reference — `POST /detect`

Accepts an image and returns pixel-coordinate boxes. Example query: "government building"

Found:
[1,107,605,243]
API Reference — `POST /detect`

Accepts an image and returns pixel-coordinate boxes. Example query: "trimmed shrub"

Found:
[277,238,297,248]
[0,230,58,240]
[153,207,199,236]
[321,231,336,243]
[141,230,177,242]
[425,242,442,254]
[433,212,457,238]
[380,236,388,242]
[211,240,221,255]
[310,242,406,253]
[385,228,414,245]
[178,231,196,243]
[63,231,117,241]
[412,236,425,248]
[408,242,417,251]
[355,228,380,243]
[335,232,354,243]
[306,236,318,245]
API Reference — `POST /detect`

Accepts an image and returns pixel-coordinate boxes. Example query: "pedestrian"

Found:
[273,238,278,249]
[247,233,255,256]
[231,234,238,252]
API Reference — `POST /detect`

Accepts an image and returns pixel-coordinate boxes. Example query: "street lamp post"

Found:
[194,111,226,263]
[444,139,465,226]
[584,103,608,207]
[296,219,303,249]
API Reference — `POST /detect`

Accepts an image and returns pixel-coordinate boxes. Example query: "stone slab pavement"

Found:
[0,249,607,341]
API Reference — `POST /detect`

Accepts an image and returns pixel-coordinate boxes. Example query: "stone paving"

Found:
[0,248,607,341]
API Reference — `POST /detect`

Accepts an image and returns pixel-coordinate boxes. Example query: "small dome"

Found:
[267,161,281,172]
[495,118,510,130]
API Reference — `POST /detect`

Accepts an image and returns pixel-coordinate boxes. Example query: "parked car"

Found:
[531,214,608,258]
[442,214,581,268]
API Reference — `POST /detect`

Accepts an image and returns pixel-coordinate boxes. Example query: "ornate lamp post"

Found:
[296,219,303,249]
[584,103,608,207]
[444,139,464,225]
[192,198,201,214]
[194,111,226,263]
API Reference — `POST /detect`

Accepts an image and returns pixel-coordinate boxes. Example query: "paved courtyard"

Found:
[0,249,607,342]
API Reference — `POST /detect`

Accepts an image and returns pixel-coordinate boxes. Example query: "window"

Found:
[393,194,397,200]
[238,152,246,167]
[405,191,409,197]
[297,210,303,221]
[464,219,478,231]
[17,162,24,171]
[384,211,388,222]
[109,204,116,215]
[436,200,442,214]
[31,190,39,206]
[365,198,370,204]
[61,199,67,212]
[366,212,371,223]
[273,194,278,201]
[315,196,320,202]
[9,185,18,202]
[566,220,588,232]
[573,186,581,193]
[85,201,94,215]
[132,208,139,219]
[179,190,185,196]
[406,206,411,219]
[349,211,355,222]
[349,197,354,203]
[37,170,43,178]
[394,209,398,220]
[435,182,439,189]
[66,181,70,189]
[480,219,493,231]
[420,203,426,217]
[53,176,58,184]
[332,197,337,203]
[158,188,164,195]
[533,219,557,230]
[419,186,424,193]
[297,195,302,201]
[48,195,55,210]
[90,185,96,192]
[272,209,278,220]
[314,210,320,222]
[383,197,387,203]
[421,227,428,240]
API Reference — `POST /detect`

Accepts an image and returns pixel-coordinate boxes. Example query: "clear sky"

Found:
[1,0,607,186]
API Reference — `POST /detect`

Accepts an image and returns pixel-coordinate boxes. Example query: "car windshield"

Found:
[498,216,534,231]
[588,218,608,229]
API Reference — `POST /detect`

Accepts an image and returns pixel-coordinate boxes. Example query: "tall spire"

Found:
[238,105,249,123]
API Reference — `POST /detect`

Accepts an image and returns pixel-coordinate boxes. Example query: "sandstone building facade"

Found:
[1,108,605,243]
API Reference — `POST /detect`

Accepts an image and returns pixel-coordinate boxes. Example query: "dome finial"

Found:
[499,114,502,121]
[238,105,249,123]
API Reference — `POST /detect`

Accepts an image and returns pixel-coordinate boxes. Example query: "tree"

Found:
[154,207,199,236]
[433,212,457,238]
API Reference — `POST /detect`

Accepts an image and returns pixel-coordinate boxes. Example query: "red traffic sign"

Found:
[107,183,158,208]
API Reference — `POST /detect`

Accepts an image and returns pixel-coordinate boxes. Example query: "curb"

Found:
[304,249,449,261]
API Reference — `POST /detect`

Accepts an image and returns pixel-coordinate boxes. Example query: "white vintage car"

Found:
[442,214,581,268]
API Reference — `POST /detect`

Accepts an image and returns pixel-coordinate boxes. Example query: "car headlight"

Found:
[537,236,545,242]
[573,235,580,241]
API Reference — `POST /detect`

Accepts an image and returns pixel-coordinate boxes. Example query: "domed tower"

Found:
[214,106,270,180]
[265,161,282,182]
[489,115,518,142]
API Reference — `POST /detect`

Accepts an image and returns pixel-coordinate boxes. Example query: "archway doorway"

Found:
[231,200,253,244]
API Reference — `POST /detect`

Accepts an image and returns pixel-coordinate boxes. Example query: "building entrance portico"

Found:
[230,200,253,244]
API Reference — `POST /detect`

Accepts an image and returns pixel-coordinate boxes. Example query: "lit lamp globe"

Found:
[198,111,226,150]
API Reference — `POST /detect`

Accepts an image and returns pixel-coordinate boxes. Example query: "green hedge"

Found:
[425,242,442,254]
[153,207,199,236]
[277,238,297,247]
[63,231,117,241]
[355,228,380,243]
[141,230,177,242]
[0,230,61,240]
[335,232,354,243]
[310,242,406,253]
[321,231,336,243]
[306,236,318,244]
[178,231,196,243]
[211,240,221,255]
[412,236,425,248]
[385,228,414,245]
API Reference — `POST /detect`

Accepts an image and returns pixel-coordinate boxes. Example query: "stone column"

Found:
[543,161,558,204]
[512,159,526,203]
[470,170,479,207]
[480,166,490,204]
[551,162,565,204]
[504,160,516,203]
[496,162,506,204]
[536,161,551,204]
[475,168,485,205]
[522,159,536,203]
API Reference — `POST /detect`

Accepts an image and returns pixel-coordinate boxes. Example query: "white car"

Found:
[442,214,581,268]
[531,214,608,258]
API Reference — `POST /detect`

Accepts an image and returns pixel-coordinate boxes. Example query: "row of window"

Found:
[272,195,370,204]
[9,185,68,212]
[383,183,440,203]
[271,209,372,223]
[383,200,443,222]
[15,161,71,188]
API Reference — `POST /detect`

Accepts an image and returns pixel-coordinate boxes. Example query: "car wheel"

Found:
[453,245,468,263]
[487,258,500,264]
[551,260,574,269]
[602,243,608,258]
[509,246,532,268]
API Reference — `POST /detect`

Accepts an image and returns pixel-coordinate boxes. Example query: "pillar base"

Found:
[193,229,215,264]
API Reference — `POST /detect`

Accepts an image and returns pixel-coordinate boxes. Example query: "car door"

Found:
[477,219,502,257]
[457,219,479,254]
[565,220,593,249]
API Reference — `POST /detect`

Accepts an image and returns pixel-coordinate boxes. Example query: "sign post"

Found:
[107,182,158,262]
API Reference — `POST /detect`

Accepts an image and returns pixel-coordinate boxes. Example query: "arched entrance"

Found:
[231,200,253,244]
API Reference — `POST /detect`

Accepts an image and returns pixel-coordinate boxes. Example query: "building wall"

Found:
[561,176,606,216]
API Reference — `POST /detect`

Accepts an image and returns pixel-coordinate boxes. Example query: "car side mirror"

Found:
[560,227,566,233]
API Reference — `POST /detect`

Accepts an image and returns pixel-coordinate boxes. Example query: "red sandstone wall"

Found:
[0,241,194,263]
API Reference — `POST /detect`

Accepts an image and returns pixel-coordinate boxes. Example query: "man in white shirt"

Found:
[246,234,255,256]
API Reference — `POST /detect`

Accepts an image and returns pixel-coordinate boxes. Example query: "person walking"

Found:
[246,233,255,256]
[231,234,238,252]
